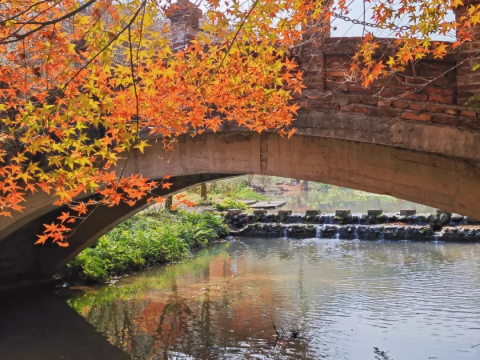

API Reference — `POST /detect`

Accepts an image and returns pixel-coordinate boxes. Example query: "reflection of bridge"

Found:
[2,1,480,284]
[0,291,130,359]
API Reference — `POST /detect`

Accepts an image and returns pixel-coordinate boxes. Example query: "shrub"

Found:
[213,198,249,211]
[66,210,229,283]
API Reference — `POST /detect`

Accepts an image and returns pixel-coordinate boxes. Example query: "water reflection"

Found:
[69,239,480,359]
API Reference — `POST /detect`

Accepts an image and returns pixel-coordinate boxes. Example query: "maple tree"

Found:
[0,0,478,246]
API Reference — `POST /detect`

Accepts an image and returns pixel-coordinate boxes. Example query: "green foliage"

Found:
[214,198,249,211]
[232,186,267,201]
[66,210,229,283]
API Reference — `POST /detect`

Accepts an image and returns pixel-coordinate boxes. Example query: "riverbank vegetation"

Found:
[64,211,229,283]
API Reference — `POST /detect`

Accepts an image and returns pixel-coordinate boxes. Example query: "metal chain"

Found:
[332,12,410,31]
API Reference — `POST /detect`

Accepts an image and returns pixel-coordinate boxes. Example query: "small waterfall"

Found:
[315,225,322,238]
[334,230,340,240]
[281,227,287,239]
[401,227,410,243]
[378,227,385,242]
[354,226,359,240]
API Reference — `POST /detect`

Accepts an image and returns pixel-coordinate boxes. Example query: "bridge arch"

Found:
[1,130,480,284]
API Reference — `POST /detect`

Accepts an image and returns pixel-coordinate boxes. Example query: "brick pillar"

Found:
[454,0,480,105]
[166,0,203,52]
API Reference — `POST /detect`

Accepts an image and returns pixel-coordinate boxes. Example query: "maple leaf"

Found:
[161,182,173,189]
[287,128,296,139]
[57,212,71,223]
[35,235,49,245]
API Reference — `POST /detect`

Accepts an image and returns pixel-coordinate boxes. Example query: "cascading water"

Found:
[378,227,385,242]
[281,227,287,239]
[334,229,340,240]
[315,225,322,238]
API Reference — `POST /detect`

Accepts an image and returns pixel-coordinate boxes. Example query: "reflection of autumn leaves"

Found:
[78,249,305,359]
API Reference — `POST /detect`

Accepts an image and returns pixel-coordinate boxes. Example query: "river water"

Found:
[68,238,480,360]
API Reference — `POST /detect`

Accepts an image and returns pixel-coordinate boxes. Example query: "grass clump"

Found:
[213,198,249,211]
[232,186,267,201]
[66,210,229,283]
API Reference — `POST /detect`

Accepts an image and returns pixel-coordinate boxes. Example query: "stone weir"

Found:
[224,209,480,242]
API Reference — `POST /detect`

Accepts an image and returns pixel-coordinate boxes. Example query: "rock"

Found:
[376,214,386,223]
[367,210,382,216]
[278,209,292,221]
[305,210,320,217]
[450,214,464,222]
[227,209,242,216]
[335,209,351,217]
[438,213,450,226]
[253,209,267,216]
[400,209,416,216]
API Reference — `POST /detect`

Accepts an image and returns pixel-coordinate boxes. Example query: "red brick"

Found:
[312,102,340,110]
[409,102,426,111]
[296,101,311,108]
[378,100,392,107]
[400,112,432,121]
[347,85,375,94]
[392,100,409,108]
[443,89,455,96]
[432,114,463,126]
[352,106,368,113]
[368,107,400,117]
[403,93,429,101]
[340,105,368,113]
[361,96,379,105]
[326,71,347,77]
[443,108,458,115]
[426,87,443,94]
[348,95,362,103]
[426,104,443,113]
[429,95,453,104]
[293,92,306,100]
[325,83,348,92]
[461,110,477,117]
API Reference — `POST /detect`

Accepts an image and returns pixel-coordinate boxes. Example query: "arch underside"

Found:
[1,131,480,284]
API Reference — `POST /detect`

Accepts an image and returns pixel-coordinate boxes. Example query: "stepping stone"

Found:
[239,200,257,205]
[249,201,286,209]
[335,209,351,217]
[306,210,320,217]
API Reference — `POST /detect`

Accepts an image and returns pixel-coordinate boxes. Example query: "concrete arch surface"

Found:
[2,131,480,284]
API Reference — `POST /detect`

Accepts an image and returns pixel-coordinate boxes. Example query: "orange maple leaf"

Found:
[35,235,49,245]
[162,182,173,189]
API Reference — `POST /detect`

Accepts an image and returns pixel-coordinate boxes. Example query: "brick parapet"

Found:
[294,29,480,129]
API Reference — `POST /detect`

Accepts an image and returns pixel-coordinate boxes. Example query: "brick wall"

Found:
[293,33,480,130]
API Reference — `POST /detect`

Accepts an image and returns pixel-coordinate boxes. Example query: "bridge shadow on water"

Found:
[0,289,130,360]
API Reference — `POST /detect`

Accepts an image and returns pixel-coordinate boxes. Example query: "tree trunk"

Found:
[165,195,173,211]
[300,180,308,190]
[201,183,207,199]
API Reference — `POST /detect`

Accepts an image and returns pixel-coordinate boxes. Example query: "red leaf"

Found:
[161,182,173,189]
[35,235,49,245]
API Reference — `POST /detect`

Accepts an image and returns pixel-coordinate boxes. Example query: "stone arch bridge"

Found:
[2,1,480,284]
